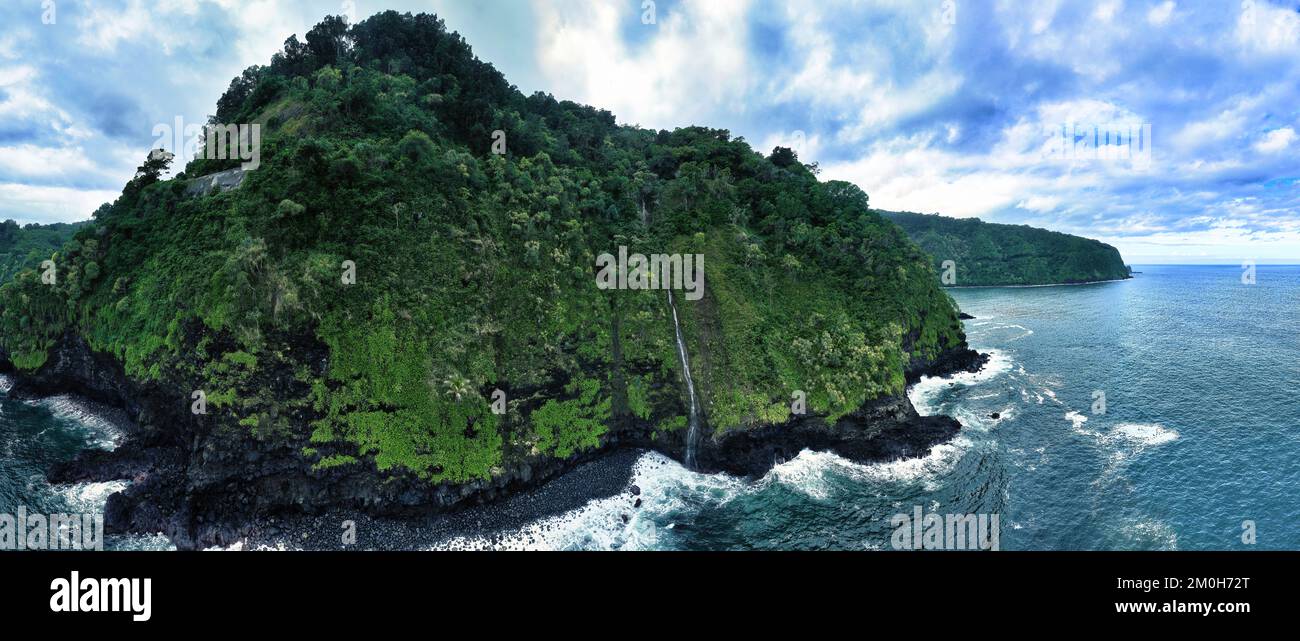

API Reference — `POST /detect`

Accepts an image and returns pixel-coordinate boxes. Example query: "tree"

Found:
[306,15,353,67]
[768,146,799,169]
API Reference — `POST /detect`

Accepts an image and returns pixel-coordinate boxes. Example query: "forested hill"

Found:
[0,220,87,284]
[0,12,973,510]
[882,211,1131,286]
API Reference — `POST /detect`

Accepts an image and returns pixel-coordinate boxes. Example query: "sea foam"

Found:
[907,348,1013,415]
[428,452,745,551]
[56,480,129,513]
[32,395,127,450]
[1108,423,1180,447]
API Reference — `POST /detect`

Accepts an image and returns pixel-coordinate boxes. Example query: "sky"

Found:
[1,0,1298,264]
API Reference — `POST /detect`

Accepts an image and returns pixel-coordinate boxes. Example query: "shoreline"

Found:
[944,276,1133,289]
[227,449,648,551]
[7,335,990,551]
[236,348,996,551]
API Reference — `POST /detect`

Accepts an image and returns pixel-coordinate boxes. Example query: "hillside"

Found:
[0,220,87,284]
[0,12,981,547]
[882,211,1131,286]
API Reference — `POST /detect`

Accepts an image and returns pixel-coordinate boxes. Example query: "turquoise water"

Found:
[0,387,173,550]
[5,266,1297,550]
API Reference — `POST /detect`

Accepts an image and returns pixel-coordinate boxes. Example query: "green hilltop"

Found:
[0,220,87,284]
[882,210,1131,287]
[0,12,969,484]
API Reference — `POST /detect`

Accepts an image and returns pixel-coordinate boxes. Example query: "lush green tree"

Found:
[883,211,1131,286]
[0,12,971,483]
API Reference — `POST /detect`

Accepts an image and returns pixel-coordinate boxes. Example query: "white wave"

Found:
[428,452,746,551]
[907,348,1013,415]
[211,540,297,552]
[764,438,973,494]
[1120,518,1179,551]
[1107,423,1179,447]
[993,324,1035,341]
[954,405,1014,433]
[764,450,838,500]
[431,432,979,550]
[31,395,126,450]
[1087,422,1180,490]
[852,438,972,491]
[0,374,12,393]
[111,533,177,551]
[55,480,128,513]
[1064,410,1091,433]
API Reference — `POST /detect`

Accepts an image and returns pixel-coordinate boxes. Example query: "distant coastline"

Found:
[945,275,1134,289]
[881,211,1132,287]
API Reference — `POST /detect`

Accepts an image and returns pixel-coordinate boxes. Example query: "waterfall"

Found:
[666,289,703,469]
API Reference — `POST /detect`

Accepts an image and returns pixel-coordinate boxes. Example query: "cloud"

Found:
[1147,1,1176,26]
[0,144,104,180]
[0,182,118,224]
[0,0,1293,263]
[1254,127,1296,153]
[531,0,755,130]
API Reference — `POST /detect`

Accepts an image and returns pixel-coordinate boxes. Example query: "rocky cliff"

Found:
[5,332,982,549]
[0,11,989,549]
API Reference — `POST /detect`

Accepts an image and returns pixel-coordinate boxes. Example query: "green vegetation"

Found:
[0,220,87,284]
[0,12,967,483]
[882,211,1131,286]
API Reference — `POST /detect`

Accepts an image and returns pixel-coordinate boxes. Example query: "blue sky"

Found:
[1,0,1298,263]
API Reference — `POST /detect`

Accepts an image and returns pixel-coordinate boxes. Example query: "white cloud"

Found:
[1147,1,1175,26]
[1093,0,1124,22]
[820,135,1043,219]
[1234,1,1300,54]
[1102,225,1300,262]
[0,144,103,179]
[532,0,754,130]
[0,0,1295,262]
[1017,195,1062,212]
[1254,127,1296,153]
[0,183,118,223]
[0,29,29,60]
[0,65,82,138]
[758,130,823,164]
[75,0,155,52]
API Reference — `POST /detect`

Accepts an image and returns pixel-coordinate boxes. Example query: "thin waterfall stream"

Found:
[666,289,703,469]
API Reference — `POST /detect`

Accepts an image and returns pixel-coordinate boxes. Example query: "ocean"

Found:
[4,265,1297,551]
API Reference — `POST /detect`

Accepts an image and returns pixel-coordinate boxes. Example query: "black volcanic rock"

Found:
[6,333,987,549]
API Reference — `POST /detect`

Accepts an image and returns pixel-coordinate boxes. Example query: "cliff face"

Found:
[8,332,982,550]
[882,210,1132,286]
[0,12,988,549]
